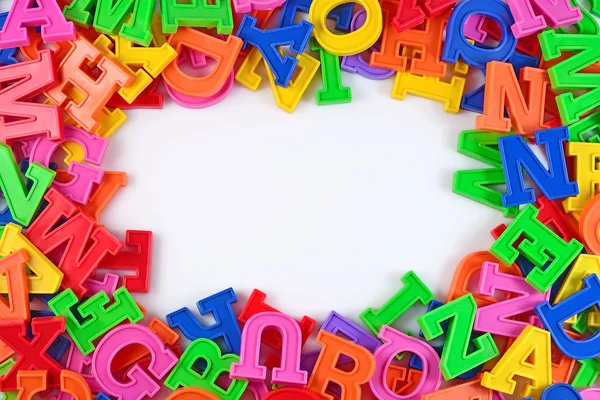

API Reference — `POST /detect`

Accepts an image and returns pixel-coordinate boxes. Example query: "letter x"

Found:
[0,316,65,391]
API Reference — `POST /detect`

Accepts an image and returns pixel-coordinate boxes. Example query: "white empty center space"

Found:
[99,78,507,322]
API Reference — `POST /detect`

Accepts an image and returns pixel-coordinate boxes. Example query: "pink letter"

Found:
[92,324,178,400]
[506,0,582,38]
[84,273,121,297]
[61,337,104,398]
[369,326,441,400]
[244,381,270,400]
[464,15,487,43]
[0,0,75,48]
[582,389,600,399]
[230,311,307,386]
[474,262,549,338]
[233,0,285,15]
[29,125,108,205]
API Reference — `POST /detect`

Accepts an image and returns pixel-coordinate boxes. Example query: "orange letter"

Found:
[46,34,133,133]
[0,250,30,321]
[163,28,242,98]
[370,1,448,77]
[476,61,551,135]
[80,171,127,221]
[306,331,375,400]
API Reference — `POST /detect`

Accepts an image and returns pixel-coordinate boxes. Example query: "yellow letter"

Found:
[481,326,551,399]
[0,223,63,294]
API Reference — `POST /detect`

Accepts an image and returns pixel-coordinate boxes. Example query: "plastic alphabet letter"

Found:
[539,31,600,124]
[48,287,144,355]
[46,34,133,133]
[167,287,241,354]
[0,0,75,47]
[165,339,248,399]
[541,383,583,400]
[442,0,517,69]
[110,317,180,374]
[15,370,47,400]
[499,127,578,207]
[572,358,600,388]
[0,13,18,66]
[15,369,93,400]
[568,111,600,143]
[163,28,241,98]
[534,194,582,243]
[94,34,177,104]
[453,131,519,217]
[580,194,600,257]
[462,50,540,114]
[165,70,234,109]
[278,0,352,31]
[167,388,221,400]
[61,337,104,394]
[310,37,351,105]
[264,50,320,113]
[236,16,312,87]
[264,388,321,400]
[64,0,154,46]
[0,359,18,400]
[369,326,442,400]
[0,250,30,321]
[554,255,600,326]
[230,312,306,385]
[235,45,320,111]
[0,50,63,143]
[0,223,63,294]
[422,380,506,400]
[417,294,499,380]
[160,0,234,34]
[237,289,316,367]
[233,0,285,15]
[566,142,600,213]
[391,57,469,114]
[93,325,178,400]
[410,299,483,379]
[476,62,551,135]
[474,261,549,338]
[0,143,54,226]
[447,251,522,305]
[361,271,434,336]
[308,0,382,56]
[490,204,583,292]
[97,230,152,293]
[536,274,600,359]
[80,171,127,221]
[321,311,381,353]
[0,317,65,391]
[481,326,552,398]
[29,125,108,205]
[392,0,455,33]
[371,2,448,75]
[506,0,582,38]
[60,370,94,400]
[306,331,375,400]
[25,188,123,297]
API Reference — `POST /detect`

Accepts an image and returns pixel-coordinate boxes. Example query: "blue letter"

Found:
[536,274,600,360]
[236,15,313,87]
[167,287,241,355]
[499,127,578,207]
[442,0,517,69]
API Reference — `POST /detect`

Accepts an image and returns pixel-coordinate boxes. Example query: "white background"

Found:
[100,78,509,327]
[0,0,514,330]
